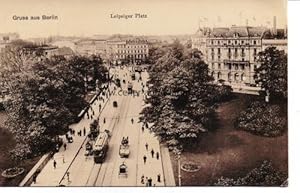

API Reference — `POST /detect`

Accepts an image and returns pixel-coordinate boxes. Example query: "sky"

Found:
[0,0,287,39]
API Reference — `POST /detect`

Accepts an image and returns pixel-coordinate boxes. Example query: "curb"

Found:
[160,145,176,186]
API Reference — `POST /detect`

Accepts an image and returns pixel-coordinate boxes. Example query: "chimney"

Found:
[273,16,277,36]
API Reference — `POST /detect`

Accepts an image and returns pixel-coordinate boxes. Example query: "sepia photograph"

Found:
[0,0,288,188]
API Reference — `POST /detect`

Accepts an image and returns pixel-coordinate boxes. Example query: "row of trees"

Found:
[0,40,108,161]
[236,47,287,137]
[142,40,232,152]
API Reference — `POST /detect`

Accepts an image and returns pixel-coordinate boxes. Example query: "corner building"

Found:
[192,26,287,88]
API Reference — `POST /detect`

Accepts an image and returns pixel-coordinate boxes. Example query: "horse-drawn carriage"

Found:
[118,162,128,178]
[85,141,93,156]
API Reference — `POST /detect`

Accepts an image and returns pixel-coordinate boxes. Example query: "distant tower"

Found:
[273,16,277,36]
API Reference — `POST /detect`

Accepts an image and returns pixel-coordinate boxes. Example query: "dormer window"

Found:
[234,33,239,38]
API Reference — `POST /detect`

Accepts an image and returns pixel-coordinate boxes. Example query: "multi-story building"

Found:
[75,36,149,65]
[74,39,107,56]
[106,38,149,65]
[0,33,20,52]
[192,25,287,88]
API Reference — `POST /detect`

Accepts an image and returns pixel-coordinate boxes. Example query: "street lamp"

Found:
[175,149,182,186]
[178,152,181,186]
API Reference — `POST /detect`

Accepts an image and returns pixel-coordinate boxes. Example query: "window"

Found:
[242,48,244,53]
[218,48,221,54]
[228,64,232,70]
[235,40,237,44]
[218,40,220,45]
[254,48,257,55]
[218,63,221,69]
[253,40,256,45]
[241,40,244,44]
[211,48,214,53]
[241,64,245,70]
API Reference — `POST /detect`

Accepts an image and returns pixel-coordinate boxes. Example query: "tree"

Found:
[236,101,286,137]
[2,52,108,160]
[255,47,287,101]
[142,40,232,150]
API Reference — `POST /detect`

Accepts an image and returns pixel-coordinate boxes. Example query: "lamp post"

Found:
[177,151,182,186]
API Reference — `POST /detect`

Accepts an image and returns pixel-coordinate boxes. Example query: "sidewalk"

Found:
[31,83,114,186]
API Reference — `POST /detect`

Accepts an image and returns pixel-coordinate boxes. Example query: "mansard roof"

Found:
[208,26,268,38]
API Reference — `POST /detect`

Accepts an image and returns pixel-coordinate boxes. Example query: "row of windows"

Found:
[213,72,259,82]
[211,48,257,54]
[117,49,147,54]
[116,54,147,59]
[211,63,246,71]
[208,39,260,46]
[117,44,148,49]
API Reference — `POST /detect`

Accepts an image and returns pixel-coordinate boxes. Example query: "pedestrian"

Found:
[157,174,161,182]
[141,175,145,184]
[63,143,67,151]
[156,152,159,160]
[145,122,149,128]
[83,127,86,136]
[53,159,57,169]
[55,144,59,152]
[143,155,147,164]
[32,172,37,184]
[145,177,149,186]
[103,118,106,124]
[151,149,154,158]
[145,143,148,151]
[62,154,65,163]
[66,171,70,182]
[131,118,134,124]
[92,110,95,115]
[142,126,144,133]
[148,177,152,186]
[79,130,82,136]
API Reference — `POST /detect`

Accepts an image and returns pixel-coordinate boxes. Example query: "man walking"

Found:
[157,174,161,183]
[141,175,145,184]
[63,143,67,151]
[143,155,147,164]
[156,152,160,160]
[148,177,152,186]
[53,159,57,169]
[145,143,148,151]
[151,149,154,158]
[32,173,37,184]
[83,127,86,136]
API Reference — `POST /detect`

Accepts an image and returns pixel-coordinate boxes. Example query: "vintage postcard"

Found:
[0,0,287,187]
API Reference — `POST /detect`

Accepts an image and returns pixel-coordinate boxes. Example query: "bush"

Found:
[236,101,287,137]
[214,160,287,186]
